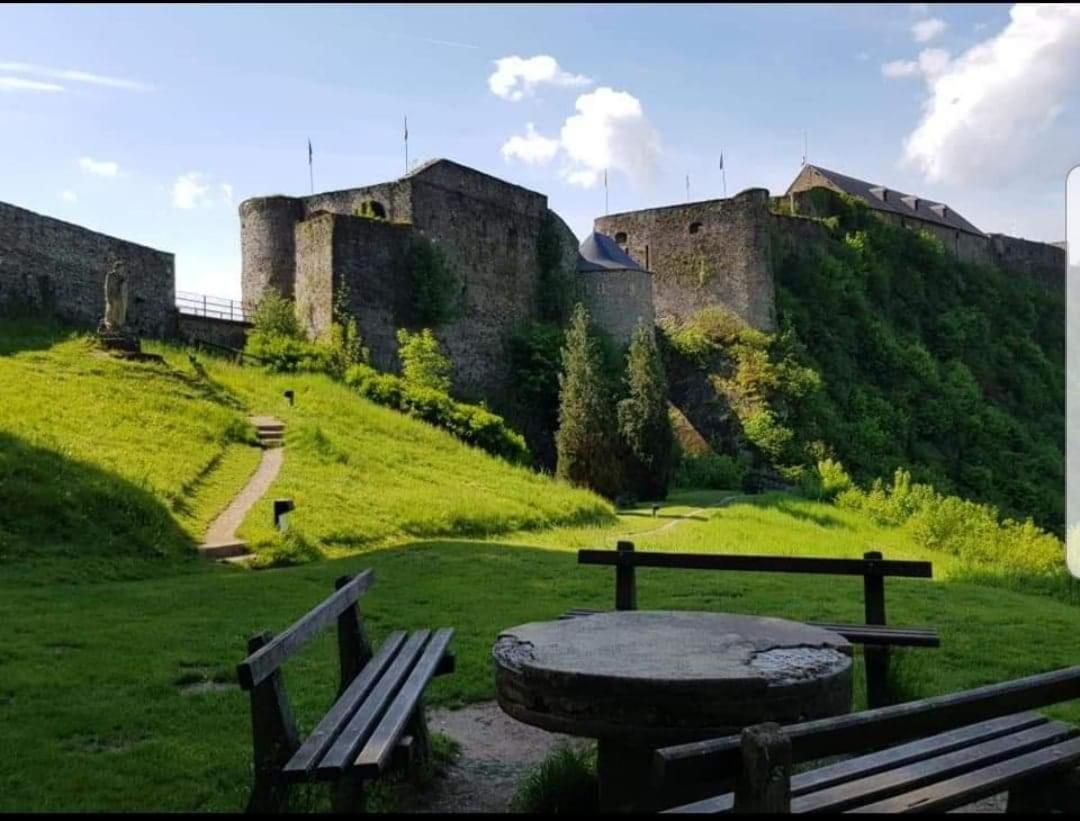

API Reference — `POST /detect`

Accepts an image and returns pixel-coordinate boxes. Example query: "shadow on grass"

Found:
[748,496,855,531]
[0,315,82,356]
[0,431,199,584]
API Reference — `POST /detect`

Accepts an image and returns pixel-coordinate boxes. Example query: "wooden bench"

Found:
[236,570,455,813]
[653,665,1080,813]
[565,541,938,707]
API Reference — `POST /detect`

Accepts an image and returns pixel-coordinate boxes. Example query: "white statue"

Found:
[103,259,129,332]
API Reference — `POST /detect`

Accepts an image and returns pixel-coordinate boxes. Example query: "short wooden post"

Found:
[863,550,890,709]
[615,541,637,611]
[244,632,300,814]
[273,499,295,533]
[734,722,792,813]
[334,575,374,696]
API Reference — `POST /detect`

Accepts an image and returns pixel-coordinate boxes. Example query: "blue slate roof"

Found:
[576,231,646,273]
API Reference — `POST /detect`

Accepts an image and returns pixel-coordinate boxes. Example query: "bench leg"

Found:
[1006,767,1080,813]
[246,773,290,814]
[404,697,432,778]
[331,771,366,814]
[864,646,891,709]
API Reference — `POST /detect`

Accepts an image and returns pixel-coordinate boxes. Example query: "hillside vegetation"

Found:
[0,320,611,581]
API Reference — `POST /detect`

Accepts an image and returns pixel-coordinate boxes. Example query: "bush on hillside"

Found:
[396,327,452,393]
[345,364,530,465]
[673,453,748,490]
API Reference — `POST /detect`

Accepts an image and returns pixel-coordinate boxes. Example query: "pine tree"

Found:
[555,304,621,498]
[617,320,675,500]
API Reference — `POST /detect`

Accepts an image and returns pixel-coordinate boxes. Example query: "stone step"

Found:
[220,553,256,566]
[257,432,284,442]
[255,423,285,433]
[198,540,251,560]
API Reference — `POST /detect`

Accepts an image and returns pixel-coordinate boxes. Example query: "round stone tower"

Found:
[239,195,304,305]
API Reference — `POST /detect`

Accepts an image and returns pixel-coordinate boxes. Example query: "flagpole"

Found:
[308,139,314,194]
[404,116,409,174]
[686,173,690,202]
[720,150,726,198]
[604,169,608,215]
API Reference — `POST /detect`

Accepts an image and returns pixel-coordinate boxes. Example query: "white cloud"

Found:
[0,76,64,92]
[912,17,947,43]
[173,172,234,210]
[78,156,119,177]
[883,48,952,80]
[0,62,151,91]
[500,122,561,164]
[60,190,77,203]
[488,55,591,101]
[900,4,1080,184]
[501,86,661,190]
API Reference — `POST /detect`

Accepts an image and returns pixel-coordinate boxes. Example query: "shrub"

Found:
[249,287,301,339]
[396,328,452,393]
[409,238,461,326]
[344,364,530,465]
[800,458,854,501]
[674,453,748,489]
[511,742,598,814]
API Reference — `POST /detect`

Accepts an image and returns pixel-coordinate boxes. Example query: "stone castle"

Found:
[0,157,1067,405]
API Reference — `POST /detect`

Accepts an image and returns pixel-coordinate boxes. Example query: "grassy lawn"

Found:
[1,322,1076,811]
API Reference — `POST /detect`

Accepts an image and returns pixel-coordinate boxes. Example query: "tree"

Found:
[555,304,622,498]
[617,321,675,499]
[396,328,452,393]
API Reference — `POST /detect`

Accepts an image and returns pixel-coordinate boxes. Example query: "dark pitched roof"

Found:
[576,231,647,273]
[795,165,985,237]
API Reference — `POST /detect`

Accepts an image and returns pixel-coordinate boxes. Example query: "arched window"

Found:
[689,222,702,235]
[614,231,628,244]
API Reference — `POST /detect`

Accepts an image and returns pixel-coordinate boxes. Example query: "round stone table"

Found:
[493,611,852,812]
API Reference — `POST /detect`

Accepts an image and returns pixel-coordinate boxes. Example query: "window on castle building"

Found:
[615,231,627,244]
[356,200,387,220]
[689,222,702,235]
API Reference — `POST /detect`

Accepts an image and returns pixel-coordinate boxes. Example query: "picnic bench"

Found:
[563,541,938,708]
[653,665,1080,813]
[236,570,455,813]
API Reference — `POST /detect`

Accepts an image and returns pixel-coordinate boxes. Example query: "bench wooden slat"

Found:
[237,570,375,690]
[315,630,430,779]
[282,630,408,780]
[806,623,940,647]
[578,550,933,578]
[654,665,1080,795]
[662,713,1050,814]
[796,719,1077,813]
[850,736,1080,813]
[354,628,455,778]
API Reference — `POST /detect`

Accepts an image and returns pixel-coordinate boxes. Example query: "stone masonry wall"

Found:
[580,268,654,346]
[990,233,1066,291]
[176,314,250,349]
[595,188,776,332]
[0,200,176,337]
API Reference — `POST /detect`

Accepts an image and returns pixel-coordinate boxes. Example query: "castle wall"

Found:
[0,200,176,337]
[301,180,412,224]
[176,314,250,349]
[595,188,776,332]
[407,167,549,397]
[990,233,1066,291]
[240,196,303,303]
[293,214,337,339]
[580,268,654,346]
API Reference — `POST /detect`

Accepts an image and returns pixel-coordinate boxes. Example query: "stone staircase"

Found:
[197,416,287,564]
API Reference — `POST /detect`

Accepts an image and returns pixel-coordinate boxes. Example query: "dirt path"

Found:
[622,493,745,540]
[202,443,283,546]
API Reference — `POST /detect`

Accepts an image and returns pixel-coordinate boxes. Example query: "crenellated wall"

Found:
[0,200,176,337]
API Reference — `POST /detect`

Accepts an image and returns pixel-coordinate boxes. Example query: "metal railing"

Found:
[176,291,253,322]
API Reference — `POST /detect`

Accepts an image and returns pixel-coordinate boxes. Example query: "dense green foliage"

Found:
[536,211,578,325]
[246,287,369,378]
[395,327,452,393]
[555,305,623,498]
[673,453,748,490]
[617,321,675,499]
[344,363,531,465]
[408,237,461,326]
[772,194,1064,532]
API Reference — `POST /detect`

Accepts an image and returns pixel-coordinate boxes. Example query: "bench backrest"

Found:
[653,664,1080,805]
[237,569,375,690]
[578,542,932,621]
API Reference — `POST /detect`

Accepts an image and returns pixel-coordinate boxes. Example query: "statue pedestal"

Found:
[96,328,142,354]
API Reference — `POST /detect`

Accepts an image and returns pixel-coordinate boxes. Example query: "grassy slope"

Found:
[1,323,1076,810]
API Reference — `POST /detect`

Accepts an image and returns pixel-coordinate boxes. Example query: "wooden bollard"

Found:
[273,498,295,532]
[734,722,792,813]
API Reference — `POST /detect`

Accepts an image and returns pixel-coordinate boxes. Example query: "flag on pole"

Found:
[719,152,724,171]
[686,173,690,201]
[404,116,409,173]
[308,138,314,194]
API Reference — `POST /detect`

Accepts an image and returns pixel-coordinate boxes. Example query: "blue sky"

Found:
[2,3,1077,298]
